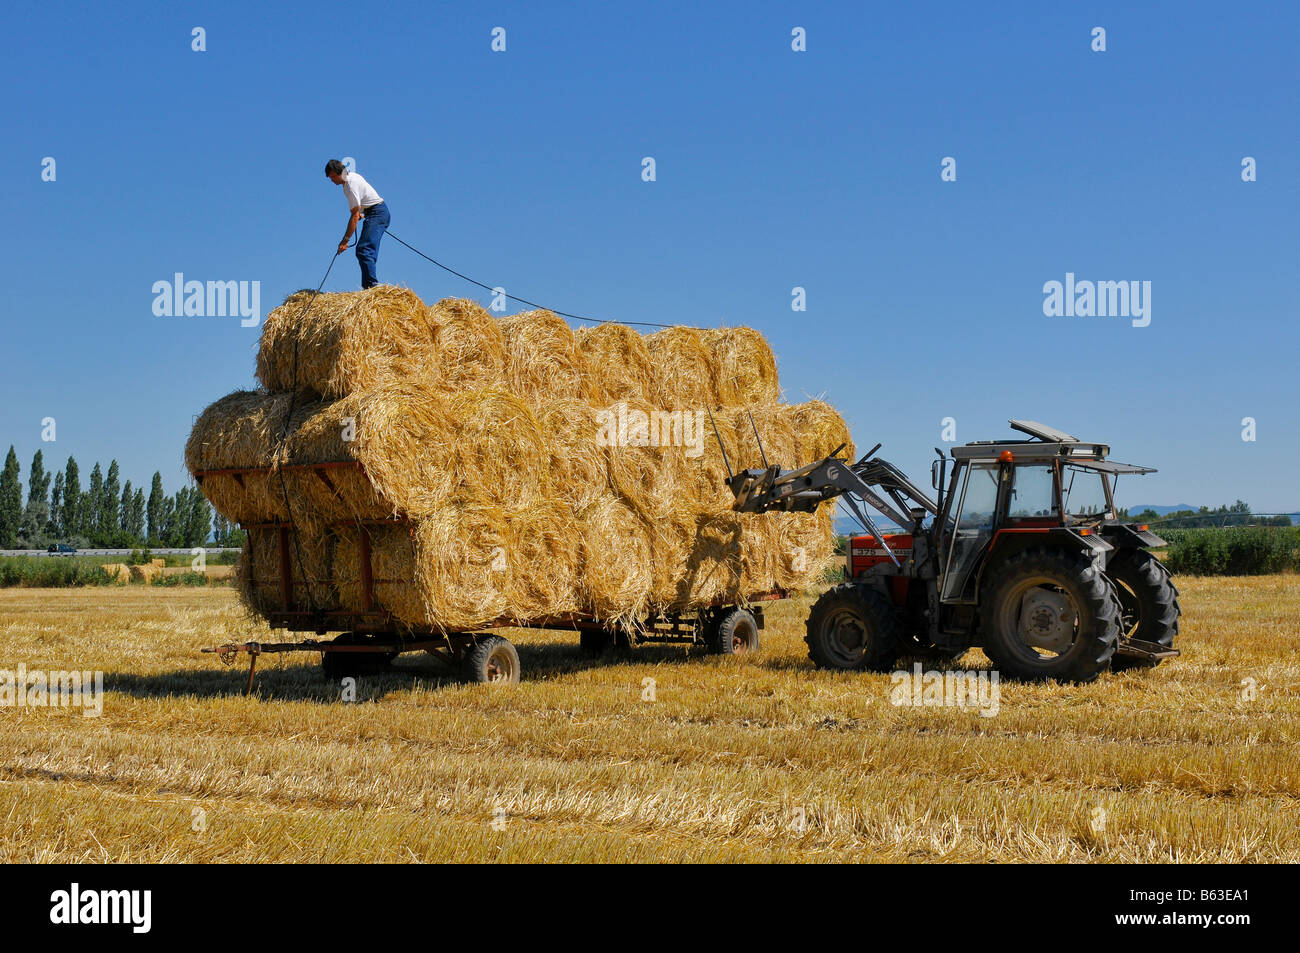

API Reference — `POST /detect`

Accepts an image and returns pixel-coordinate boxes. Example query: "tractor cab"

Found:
[933,419,1161,605]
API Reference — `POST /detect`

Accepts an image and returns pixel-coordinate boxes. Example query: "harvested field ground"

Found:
[1,577,1296,862]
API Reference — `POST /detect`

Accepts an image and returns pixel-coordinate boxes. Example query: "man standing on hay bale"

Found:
[325,159,389,289]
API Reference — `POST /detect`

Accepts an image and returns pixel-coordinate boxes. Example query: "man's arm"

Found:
[338,206,362,254]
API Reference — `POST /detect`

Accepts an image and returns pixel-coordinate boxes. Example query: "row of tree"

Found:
[0,447,242,549]
[1122,500,1292,528]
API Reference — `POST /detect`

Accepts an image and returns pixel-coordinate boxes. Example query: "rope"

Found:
[385,230,700,330]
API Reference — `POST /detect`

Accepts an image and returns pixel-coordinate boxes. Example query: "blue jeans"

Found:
[356,202,389,289]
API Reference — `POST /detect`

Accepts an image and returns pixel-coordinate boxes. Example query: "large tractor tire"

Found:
[979,549,1121,683]
[805,583,902,672]
[1106,549,1180,671]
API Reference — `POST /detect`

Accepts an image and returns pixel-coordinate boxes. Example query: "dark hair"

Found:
[324,159,346,176]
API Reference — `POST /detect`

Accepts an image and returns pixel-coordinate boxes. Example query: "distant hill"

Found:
[1125,504,1199,515]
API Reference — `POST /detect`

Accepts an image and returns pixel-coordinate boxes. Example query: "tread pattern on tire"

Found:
[1107,548,1181,671]
[712,608,759,655]
[979,549,1121,683]
[804,582,901,672]
[462,635,520,684]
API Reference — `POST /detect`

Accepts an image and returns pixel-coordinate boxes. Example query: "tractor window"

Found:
[942,464,1001,601]
[1009,465,1058,518]
[958,464,1000,529]
[1062,465,1112,519]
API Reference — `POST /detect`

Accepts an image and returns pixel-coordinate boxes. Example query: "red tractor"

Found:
[725,420,1180,682]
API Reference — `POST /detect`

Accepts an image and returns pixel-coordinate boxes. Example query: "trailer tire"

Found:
[1107,549,1180,671]
[805,583,901,672]
[320,632,398,681]
[579,629,616,656]
[711,608,759,655]
[461,635,520,684]
[980,549,1120,683]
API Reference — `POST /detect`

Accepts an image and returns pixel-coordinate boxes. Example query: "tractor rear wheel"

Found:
[980,549,1120,683]
[805,583,901,672]
[1107,549,1180,671]
[461,635,521,684]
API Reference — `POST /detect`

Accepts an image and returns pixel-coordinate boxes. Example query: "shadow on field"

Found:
[103,640,708,702]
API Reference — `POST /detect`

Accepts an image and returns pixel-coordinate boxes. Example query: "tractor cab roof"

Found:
[950,419,1156,474]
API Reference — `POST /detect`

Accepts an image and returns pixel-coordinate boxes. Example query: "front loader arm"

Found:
[725,452,923,569]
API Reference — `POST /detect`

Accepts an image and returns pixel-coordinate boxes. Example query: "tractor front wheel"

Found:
[805,583,902,672]
[980,549,1120,683]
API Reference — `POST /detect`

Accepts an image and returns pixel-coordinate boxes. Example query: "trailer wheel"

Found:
[320,632,399,681]
[980,549,1120,683]
[1107,549,1180,671]
[710,608,759,655]
[461,635,520,684]
[579,629,616,656]
[805,583,901,672]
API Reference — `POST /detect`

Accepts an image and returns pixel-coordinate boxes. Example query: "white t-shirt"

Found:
[341,171,384,211]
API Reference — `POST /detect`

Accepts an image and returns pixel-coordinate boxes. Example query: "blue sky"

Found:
[5,0,1297,510]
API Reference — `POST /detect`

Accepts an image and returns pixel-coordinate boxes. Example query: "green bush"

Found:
[0,558,120,588]
[151,571,212,587]
[1163,527,1300,576]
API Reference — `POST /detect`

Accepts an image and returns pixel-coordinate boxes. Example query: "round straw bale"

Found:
[100,562,130,583]
[679,409,739,512]
[645,326,720,409]
[535,399,609,512]
[257,285,441,398]
[601,402,686,525]
[427,297,507,391]
[727,403,798,471]
[674,512,746,607]
[127,563,160,584]
[498,309,590,402]
[498,498,582,621]
[574,494,652,625]
[410,503,511,631]
[280,391,397,524]
[702,326,780,406]
[575,324,656,404]
[237,525,339,614]
[333,521,424,621]
[768,508,835,592]
[186,389,297,526]
[789,399,855,460]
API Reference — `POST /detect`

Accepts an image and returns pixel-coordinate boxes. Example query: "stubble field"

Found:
[1,576,1296,862]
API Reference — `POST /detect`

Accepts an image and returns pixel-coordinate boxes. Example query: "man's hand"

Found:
[337,240,349,255]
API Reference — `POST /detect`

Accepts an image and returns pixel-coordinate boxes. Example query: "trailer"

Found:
[195,462,785,690]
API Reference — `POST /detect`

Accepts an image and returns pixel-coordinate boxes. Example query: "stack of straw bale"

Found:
[187,286,853,630]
